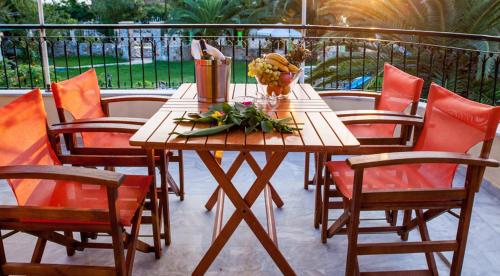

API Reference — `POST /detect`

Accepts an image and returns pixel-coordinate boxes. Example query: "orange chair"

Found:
[324,83,500,275]
[305,63,424,188]
[51,69,182,246]
[309,63,425,229]
[0,89,155,276]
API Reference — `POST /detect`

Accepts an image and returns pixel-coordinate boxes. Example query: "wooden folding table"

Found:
[130,83,359,275]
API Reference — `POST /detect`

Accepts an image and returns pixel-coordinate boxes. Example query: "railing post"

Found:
[37,0,51,91]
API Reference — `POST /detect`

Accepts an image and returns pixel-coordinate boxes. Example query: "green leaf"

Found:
[274,117,292,124]
[173,117,215,123]
[187,113,202,118]
[229,114,242,126]
[234,102,248,112]
[170,123,235,137]
[209,104,224,112]
[261,120,273,133]
[221,102,232,113]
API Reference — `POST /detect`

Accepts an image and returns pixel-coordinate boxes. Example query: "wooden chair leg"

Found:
[125,204,144,276]
[321,170,330,243]
[416,209,438,276]
[304,152,310,190]
[64,231,75,256]
[400,210,413,241]
[178,150,185,201]
[108,188,127,276]
[390,210,398,226]
[346,171,363,276]
[159,150,171,246]
[314,153,325,229]
[450,189,476,276]
[0,231,6,273]
[30,238,47,263]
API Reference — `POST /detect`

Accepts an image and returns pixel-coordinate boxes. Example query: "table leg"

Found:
[193,150,295,276]
[158,149,171,246]
[146,149,162,259]
[247,153,284,208]
[205,152,284,209]
[314,153,326,229]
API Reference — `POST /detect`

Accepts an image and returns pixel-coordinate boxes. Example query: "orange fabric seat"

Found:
[327,161,453,199]
[0,89,152,227]
[346,63,424,138]
[51,69,138,149]
[83,132,135,148]
[346,124,395,138]
[328,83,500,199]
[22,175,151,226]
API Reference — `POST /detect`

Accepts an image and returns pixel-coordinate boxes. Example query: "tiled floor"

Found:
[1,151,499,275]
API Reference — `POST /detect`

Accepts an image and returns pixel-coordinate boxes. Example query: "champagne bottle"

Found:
[199,39,213,60]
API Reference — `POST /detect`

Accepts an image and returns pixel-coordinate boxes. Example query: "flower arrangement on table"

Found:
[248,45,311,99]
[170,101,299,137]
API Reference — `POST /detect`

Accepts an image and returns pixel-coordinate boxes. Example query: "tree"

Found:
[91,0,145,24]
[308,0,500,104]
[53,0,95,23]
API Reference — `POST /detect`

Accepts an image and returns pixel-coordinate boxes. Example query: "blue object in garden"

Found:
[350,75,371,89]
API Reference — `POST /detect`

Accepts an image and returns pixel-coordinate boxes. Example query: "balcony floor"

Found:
[1,152,500,275]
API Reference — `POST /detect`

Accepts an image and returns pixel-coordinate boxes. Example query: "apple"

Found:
[279,72,293,86]
[267,85,283,96]
[282,85,291,95]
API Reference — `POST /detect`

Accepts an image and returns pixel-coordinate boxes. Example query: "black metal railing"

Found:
[0,23,498,106]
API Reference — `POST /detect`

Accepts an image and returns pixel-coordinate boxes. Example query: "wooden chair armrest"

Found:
[336,110,422,118]
[340,115,424,126]
[318,91,381,99]
[49,122,141,135]
[0,165,125,188]
[101,95,169,104]
[53,117,147,126]
[347,151,500,170]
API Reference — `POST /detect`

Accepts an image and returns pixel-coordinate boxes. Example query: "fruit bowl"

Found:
[248,53,302,102]
[256,70,302,100]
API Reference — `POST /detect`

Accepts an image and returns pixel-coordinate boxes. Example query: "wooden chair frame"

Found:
[313,113,424,232]
[325,150,499,275]
[304,90,421,190]
[48,123,166,257]
[0,165,152,276]
[53,95,182,248]
[55,95,184,201]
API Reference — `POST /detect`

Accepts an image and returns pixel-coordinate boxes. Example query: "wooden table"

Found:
[130,83,359,275]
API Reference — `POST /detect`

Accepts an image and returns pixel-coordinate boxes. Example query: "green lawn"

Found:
[51,57,253,89]
[53,56,128,68]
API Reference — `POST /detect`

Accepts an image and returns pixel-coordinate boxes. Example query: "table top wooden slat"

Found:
[263,112,285,148]
[132,83,359,152]
[169,83,191,99]
[147,111,186,148]
[290,111,326,151]
[233,83,246,99]
[305,112,343,148]
[276,111,305,149]
[245,83,258,98]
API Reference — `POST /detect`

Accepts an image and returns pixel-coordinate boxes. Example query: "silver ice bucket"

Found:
[195,57,232,103]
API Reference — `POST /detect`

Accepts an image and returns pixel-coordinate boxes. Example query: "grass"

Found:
[53,56,128,68]
[50,57,253,89]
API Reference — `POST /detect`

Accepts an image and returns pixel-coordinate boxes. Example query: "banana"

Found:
[288,63,300,73]
[265,58,290,72]
[265,53,289,66]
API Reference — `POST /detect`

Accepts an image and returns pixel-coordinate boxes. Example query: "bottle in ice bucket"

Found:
[192,39,232,103]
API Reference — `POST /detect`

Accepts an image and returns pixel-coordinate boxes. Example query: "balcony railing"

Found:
[0,23,498,105]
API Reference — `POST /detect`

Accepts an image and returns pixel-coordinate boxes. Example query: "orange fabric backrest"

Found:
[413,83,500,187]
[376,63,424,112]
[51,69,105,120]
[0,89,61,205]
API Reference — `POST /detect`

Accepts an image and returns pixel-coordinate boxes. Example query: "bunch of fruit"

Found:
[248,53,300,97]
